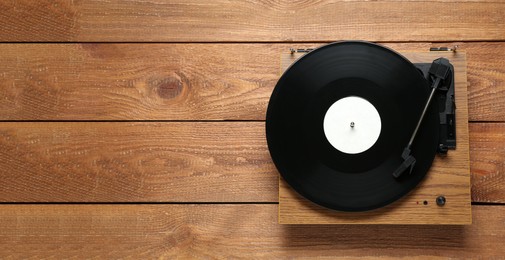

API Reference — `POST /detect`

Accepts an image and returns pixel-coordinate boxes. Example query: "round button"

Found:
[436,196,446,206]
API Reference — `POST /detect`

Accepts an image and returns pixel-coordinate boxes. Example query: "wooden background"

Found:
[0,0,504,258]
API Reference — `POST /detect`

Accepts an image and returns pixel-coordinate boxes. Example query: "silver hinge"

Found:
[290,48,314,54]
[430,46,458,52]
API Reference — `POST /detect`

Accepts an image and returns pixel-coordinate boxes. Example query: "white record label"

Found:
[323,96,382,154]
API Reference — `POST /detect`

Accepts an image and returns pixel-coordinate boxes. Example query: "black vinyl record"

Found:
[266,41,439,211]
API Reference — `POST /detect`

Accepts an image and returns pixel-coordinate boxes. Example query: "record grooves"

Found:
[266,41,440,211]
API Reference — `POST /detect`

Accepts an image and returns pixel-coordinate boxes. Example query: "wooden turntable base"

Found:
[279,51,471,225]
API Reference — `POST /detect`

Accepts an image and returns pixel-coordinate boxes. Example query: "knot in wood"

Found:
[155,76,183,99]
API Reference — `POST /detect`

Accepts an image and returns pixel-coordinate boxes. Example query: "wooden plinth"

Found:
[279,51,471,224]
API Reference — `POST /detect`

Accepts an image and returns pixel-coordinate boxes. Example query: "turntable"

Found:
[266,41,471,224]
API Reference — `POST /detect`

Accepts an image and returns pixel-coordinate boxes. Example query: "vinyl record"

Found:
[266,41,439,211]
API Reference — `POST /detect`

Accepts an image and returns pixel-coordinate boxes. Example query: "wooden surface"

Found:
[1,0,505,258]
[470,123,505,203]
[0,42,504,121]
[1,1,505,42]
[1,205,505,259]
[0,122,275,202]
[279,51,471,224]
[0,121,499,205]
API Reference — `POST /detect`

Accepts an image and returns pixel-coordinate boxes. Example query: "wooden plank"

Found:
[470,123,505,203]
[0,43,286,120]
[0,204,504,258]
[0,122,277,202]
[465,42,505,122]
[0,42,504,121]
[279,51,471,224]
[0,121,501,203]
[0,42,420,120]
[1,1,505,42]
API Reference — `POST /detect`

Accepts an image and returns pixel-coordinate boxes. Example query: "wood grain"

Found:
[0,121,501,204]
[465,42,505,121]
[0,0,503,258]
[1,1,505,42]
[0,122,277,202]
[0,43,284,120]
[0,42,504,121]
[470,123,505,203]
[279,51,471,224]
[0,205,504,258]
[0,43,427,121]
